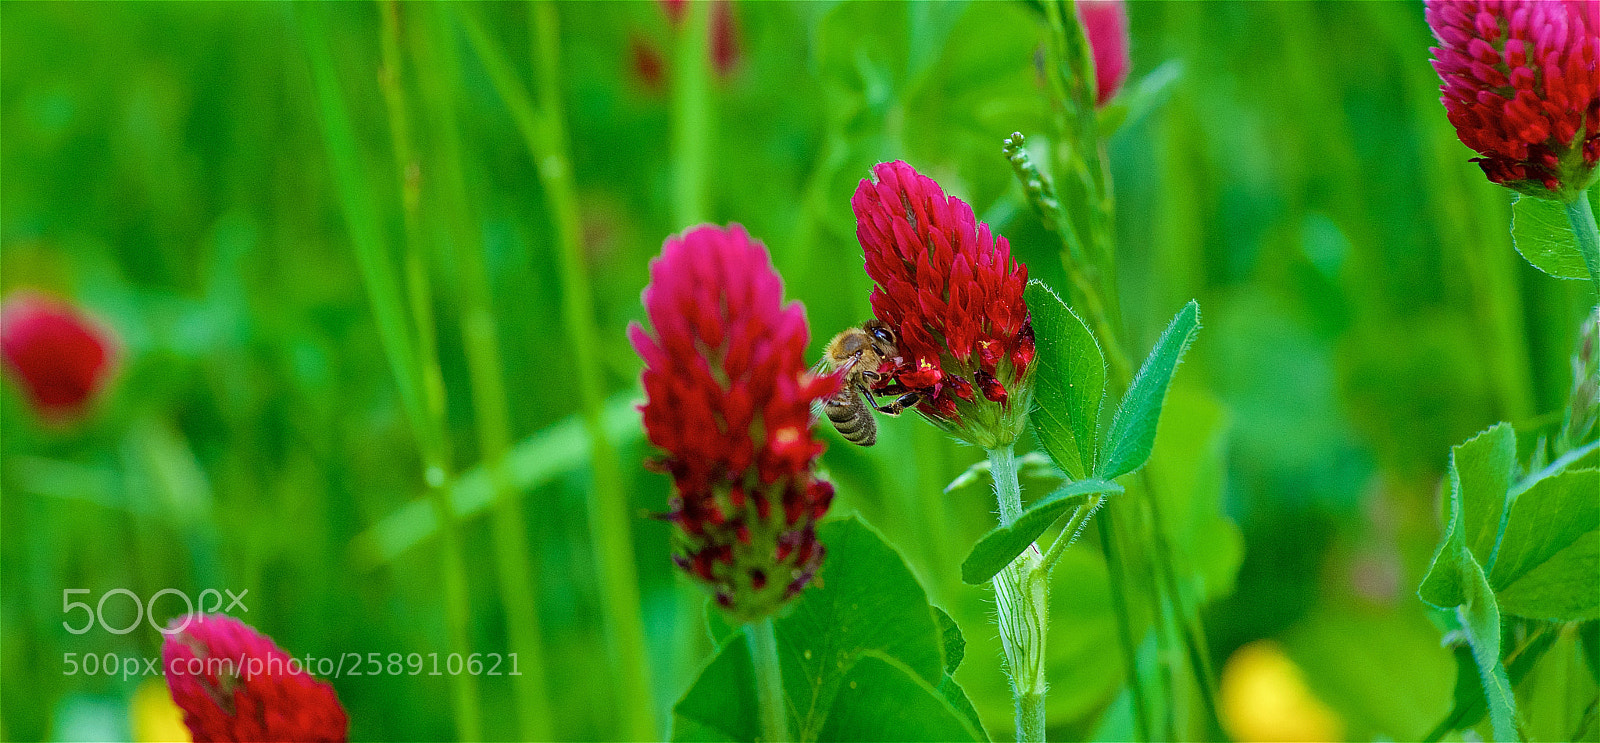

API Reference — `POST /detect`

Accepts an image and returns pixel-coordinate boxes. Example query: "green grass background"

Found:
[2,2,1595,741]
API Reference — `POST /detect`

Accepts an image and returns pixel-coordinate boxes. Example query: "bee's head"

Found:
[864,320,897,356]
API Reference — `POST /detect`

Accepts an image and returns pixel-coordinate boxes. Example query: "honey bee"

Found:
[814,320,922,446]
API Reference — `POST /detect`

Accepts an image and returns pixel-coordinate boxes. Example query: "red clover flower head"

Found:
[1427,0,1600,198]
[161,614,348,743]
[629,224,838,621]
[1080,0,1131,107]
[853,161,1035,450]
[1,291,117,422]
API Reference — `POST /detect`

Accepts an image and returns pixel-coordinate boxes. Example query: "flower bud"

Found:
[1,291,117,422]
[161,614,348,743]
[1079,0,1130,107]
[630,224,838,621]
[852,161,1036,450]
[1426,0,1600,199]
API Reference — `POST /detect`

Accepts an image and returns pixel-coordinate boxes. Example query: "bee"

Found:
[814,320,923,446]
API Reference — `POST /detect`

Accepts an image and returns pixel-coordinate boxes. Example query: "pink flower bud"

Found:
[161,614,348,743]
[1,291,116,421]
[630,224,838,620]
[1079,0,1131,107]
[852,161,1036,449]
[1426,0,1600,197]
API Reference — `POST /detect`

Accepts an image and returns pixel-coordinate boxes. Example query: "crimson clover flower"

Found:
[853,161,1036,450]
[1426,0,1600,198]
[1080,0,1131,107]
[162,614,348,743]
[1,291,117,422]
[629,224,838,621]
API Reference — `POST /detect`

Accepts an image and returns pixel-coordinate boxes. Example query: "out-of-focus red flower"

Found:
[710,1,741,79]
[1079,0,1130,107]
[1,291,116,421]
[162,614,347,743]
[1427,0,1600,197]
[660,0,686,26]
[629,224,838,621]
[630,35,667,93]
[853,161,1036,450]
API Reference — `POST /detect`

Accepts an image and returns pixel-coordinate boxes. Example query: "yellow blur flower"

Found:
[1220,639,1344,742]
[130,678,190,743]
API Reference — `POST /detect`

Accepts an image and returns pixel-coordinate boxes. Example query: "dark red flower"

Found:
[162,614,348,743]
[629,224,838,620]
[1079,0,1130,107]
[1427,0,1600,196]
[710,0,741,79]
[1,291,116,421]
[630,35,667,94]
[853,161,1035,449]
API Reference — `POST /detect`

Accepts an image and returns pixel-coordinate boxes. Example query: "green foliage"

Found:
[1419,422,1600,741]
[1511,194,1591,280]
[1099,301,1202,481]
[1489,469,1600,621]
[960,479,1122,585]
[1025,280,1106,479]
[672,515,985,742]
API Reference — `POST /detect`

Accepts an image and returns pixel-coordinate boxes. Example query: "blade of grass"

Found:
[381,3,554,739]
[302,7,482,739]
[459,6,658,738]
[671,0,713,226]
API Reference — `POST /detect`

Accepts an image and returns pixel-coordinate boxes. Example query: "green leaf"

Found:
[1097,300,1201,480]
[1455,424,1518,567]
[936,674,988,741]
[1418,424,1516,606]
[673,515,984,742]
[1458,548,1519,743]
[934,606,965,675]
[1512,193,1589,280]
[815,653,983,742]
[778,516,946,739]
[1414,426,1521,742]
[960,478,1123,584]
[1025,280,1106,479]
[705,599,739,648]
[672,635,762,743]
[1490,469,1600,620]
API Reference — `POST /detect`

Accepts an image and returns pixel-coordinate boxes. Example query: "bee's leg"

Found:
[869,391,922,416]
[875,381,910,395]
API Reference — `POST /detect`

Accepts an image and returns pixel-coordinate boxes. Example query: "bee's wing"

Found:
[809,356,858,422]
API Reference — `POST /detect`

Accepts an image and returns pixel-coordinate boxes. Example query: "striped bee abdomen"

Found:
[823,390,877,446]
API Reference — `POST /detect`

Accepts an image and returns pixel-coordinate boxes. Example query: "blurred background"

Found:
[3,2,1596,741]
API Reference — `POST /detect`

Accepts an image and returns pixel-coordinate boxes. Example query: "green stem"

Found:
[401,6,554,738]
[1563,190,1600,299]
[671,0,713,226]
[991,445,1023,526]
[1041,495,1103,572]
[456,7,658,738]
[1098,510,1151,743]
[989,445,1049,743]
[303,8,481,739]
[747,617,789,743]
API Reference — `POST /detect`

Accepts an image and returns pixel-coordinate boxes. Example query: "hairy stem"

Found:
[1563,190,1600,299]
[990,445,1049,742]
[748,617,789,743]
